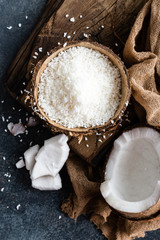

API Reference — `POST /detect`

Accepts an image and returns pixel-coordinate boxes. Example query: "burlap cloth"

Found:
[61,0,160,239]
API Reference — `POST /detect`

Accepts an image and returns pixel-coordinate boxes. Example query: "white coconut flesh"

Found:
[23,134,69,191]
[100,127,160,213]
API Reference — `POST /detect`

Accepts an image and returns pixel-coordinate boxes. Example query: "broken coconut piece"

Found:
[24,144,40,172]
[16,159,25,169]
[7,122,26,136]
[23,134,69,191]
[100,127,160,217]
[32,174,62,190]
[31,134,69,180]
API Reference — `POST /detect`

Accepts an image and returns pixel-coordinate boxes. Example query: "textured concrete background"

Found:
[0,1,160,239]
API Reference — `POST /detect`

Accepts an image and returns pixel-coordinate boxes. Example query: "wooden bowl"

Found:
[32,41,131,137]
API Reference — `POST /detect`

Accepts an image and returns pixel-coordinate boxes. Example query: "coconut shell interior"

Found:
[33,41,130,136]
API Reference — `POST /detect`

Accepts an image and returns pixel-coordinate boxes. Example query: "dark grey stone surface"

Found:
[0,1,160,239]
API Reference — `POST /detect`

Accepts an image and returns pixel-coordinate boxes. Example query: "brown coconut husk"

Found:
[32,41,130,137]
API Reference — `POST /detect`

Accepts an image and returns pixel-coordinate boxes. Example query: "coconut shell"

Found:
[32,41,131,137]
[118,198,160,219]
[102,125,160,220]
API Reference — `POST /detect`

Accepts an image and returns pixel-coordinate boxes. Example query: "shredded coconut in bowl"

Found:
[38,46,121,128]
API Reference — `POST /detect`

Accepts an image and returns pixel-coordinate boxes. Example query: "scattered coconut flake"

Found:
[59,216,62,219]
[58,42,61,45]
[73,31,76,35]
[101,25,104,29]
[84,137,88,141]
[25,15,28,19]
[16,159,25,169]
[18,23,22,28]
[26,116,39,127]
[125,101,129,107]
[34,52,38,56]
[86,26,89,29]
[83,33,88,38]
[70,17,75,22]
[1,100,4,103]
[86,144,89,148]
[33,55,37,59]
[4,173,11,178]
[3,156,6,160]
[1,187,4,192]
[8,179,11,182]
[98,139,103,143]
[65,14,69,18]
[7,122,26,136]
[2,116,5,122]
[67,35,71,39]
[79,15,82,18]
[7,26,12,30]
[6,206,9,209]
[38,47,43,52]
[29,141,33,147]
[16,204,21,210]
[111,120,114,124]
[47,52,50,56]
[4,129,7,132]
[63,32,67,37]
[96,133,101,136]
[63,42,67,47]
[115,43,118,47]
[103,135,106,139]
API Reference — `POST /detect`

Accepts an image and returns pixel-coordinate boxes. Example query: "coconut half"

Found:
[100,127,160,218]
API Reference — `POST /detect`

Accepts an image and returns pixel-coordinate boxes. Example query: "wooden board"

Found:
[6,0,148,164]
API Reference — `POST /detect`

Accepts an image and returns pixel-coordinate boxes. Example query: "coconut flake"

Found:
[16,204,21,210]
[7,26,12,30]
[70,17,75,22]
[38,47,43,52]
[63,32,67,37]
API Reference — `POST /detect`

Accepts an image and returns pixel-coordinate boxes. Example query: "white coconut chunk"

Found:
[100,127,160,213]
[24,145,40,171]
[31,134,69,180]
[32,174,62,190]
[16,159,25,169]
